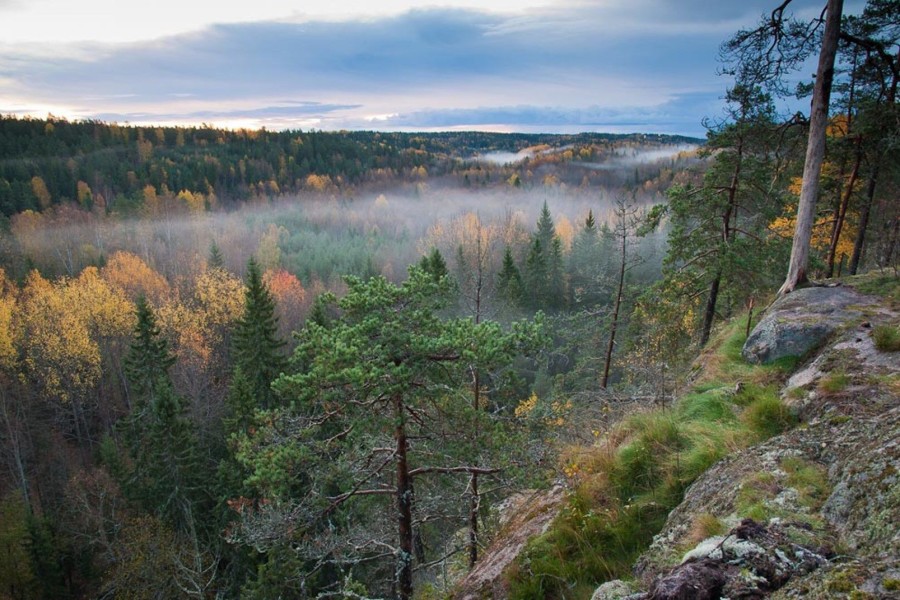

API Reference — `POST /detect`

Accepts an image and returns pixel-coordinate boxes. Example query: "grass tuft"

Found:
[872,324,900,352]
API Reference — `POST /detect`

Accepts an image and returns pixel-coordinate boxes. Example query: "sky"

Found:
[0,0,855,137]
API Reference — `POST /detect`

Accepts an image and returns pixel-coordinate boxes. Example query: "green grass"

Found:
[506,322,798,598]
[853,273,900,307]
[872,324,900,352]
[819,371,852,393]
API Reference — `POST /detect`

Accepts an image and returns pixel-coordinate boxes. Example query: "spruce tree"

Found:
[122,297,204,532]
[231,257,286,414]
[124,296,175,404]
[418,247,450,283]
[523,202,567,311]
[208,240,225,270]
[495,246,522,307]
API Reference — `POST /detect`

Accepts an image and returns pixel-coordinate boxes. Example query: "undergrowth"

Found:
[506,320,798,599]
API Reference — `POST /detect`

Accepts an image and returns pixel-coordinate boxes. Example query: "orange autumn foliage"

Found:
[101,251,171,305]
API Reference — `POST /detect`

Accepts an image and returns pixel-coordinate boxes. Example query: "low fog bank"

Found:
[571,143,700,171]
[4,185,667,292]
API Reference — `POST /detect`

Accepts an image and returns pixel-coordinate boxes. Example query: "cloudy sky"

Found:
[0,0,852,136]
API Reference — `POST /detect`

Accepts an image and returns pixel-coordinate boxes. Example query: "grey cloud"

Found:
[365,93,718,136]
[0,0,840,134]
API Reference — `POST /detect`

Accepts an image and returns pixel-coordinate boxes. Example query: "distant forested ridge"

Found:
[0,115,701,217]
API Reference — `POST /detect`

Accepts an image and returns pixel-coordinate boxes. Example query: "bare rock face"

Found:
[451,485,565,600]
[742,287,875,365]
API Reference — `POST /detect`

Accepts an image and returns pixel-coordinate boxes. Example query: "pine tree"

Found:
[231,258,286,413]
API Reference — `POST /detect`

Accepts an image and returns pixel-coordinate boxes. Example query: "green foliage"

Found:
[124,296,175,401]
[568,212,613,308]
[418,247,450,283]
[231,257,286,413]
[872,324,900,352]
[648,84,790,344]
[521,203,567,312]
[496,246,523,307]
[236,267,545,596]
[854,274,900,306]
[819,371,852,393]
[208,240,224,270]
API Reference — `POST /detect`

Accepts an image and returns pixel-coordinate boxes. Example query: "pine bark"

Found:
[395,393,413,600]
[779,0,844,294]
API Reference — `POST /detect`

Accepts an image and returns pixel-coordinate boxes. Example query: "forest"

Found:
[0,0,898,598]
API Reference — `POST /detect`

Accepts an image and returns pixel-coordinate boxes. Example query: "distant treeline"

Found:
[0,115,701,217]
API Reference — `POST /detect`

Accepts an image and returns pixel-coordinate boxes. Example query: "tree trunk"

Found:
[826,136,862,277]
[779,0,844,294]
[467,366,481,569]
[395,393,414,600]
[468,471,479,569]
[700,274,721,347]
[602,227,627,389]
[849,162,879,275]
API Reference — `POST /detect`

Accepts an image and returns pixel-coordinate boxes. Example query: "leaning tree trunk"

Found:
[602,226,627,389]
[779,0,844,294]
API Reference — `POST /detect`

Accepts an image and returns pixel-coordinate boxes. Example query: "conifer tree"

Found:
[495,246,522,307]
[523,202,567,311]
[208,240,225,270]
[122,297,204,532]
[231,258,285,414]
[124,296,175,404]
[418,247,450,283]
[569,210,605,307]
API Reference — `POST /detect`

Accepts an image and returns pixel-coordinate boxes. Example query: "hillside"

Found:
[454,273,900,599]
[0,116,701,218]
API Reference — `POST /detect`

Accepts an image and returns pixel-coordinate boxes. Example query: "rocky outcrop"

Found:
[741,286,876,365]
[629,283,900,599]
[452,485,566,599]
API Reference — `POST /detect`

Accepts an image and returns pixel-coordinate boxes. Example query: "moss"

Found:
[826,570,857,593]
[782,457,830,510]
[872,324,900,352]
[884,578,900,591]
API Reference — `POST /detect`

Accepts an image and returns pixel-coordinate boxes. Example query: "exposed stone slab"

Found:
[742,287,875,365]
